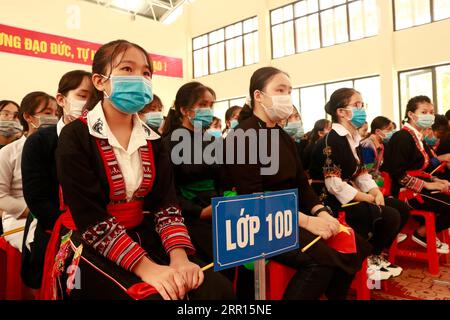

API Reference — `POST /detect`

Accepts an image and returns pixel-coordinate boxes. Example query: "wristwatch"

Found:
[311,205,333,217]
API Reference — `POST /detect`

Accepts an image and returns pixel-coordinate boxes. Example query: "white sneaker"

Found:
[367,256,392,281]
[397,233,407,244]
[379,255,403,277]
[411,232,450,254]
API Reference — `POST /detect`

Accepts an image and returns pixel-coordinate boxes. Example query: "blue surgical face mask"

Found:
[381,130,395,143]
[189,107,214,128]
[230,119,239,129]
[143,111,163,128]
[206,128,222,139]
[424,135,438,146]
[350,108,367,128]
[415,114,435,129]
[103,75,153,114]
[283,121,305,141]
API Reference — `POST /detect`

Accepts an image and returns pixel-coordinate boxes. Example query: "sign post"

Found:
[212,189,299,300]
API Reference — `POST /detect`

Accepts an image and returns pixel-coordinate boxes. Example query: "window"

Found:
[214,97,246,125]
[193,17,259,78]
[399,64,450,120]
[394,0,450,30]
[296,76,380,131]
[270,0,379,58]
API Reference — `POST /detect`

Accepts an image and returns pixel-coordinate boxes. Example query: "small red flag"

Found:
[325,212,357,254]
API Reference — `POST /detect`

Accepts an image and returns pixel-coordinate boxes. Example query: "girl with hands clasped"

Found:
[40,40,233,300]
[310,88,404,282]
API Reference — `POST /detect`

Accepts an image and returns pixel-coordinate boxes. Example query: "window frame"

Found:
[192,16,259,78]
[269,0,379,59]
[393,0,450,31]
[397,63,450,122]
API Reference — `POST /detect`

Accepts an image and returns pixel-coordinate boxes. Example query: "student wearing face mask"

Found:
[0,92,57,252]
[310,88,404,282]
[361,116,410,245]
[40,41,233,300]
[20,70,93,289]
[302,119,331,172]
[0,100,23,148]
[161,82,227,271]
[222,105,242,138]
[282,107,305,142]
[357,121,369,139]
[206,116,223,139]
[138,94,164,134]
[223,68,371,300]
[383,96,450,253]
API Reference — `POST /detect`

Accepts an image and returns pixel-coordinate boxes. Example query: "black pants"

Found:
[59,217,235,300]
[406,190,450,232]
[343,202,401,255]
[235,253,353,300]
[384,197,410,233]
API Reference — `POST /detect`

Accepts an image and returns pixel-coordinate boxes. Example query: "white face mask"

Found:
[66,98,86,119]
[259,92,294,122]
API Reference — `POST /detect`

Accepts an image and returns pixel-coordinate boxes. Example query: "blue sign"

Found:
[212,189,299,271]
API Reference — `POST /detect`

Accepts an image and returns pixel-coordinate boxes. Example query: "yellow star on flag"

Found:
[338,224,351,235]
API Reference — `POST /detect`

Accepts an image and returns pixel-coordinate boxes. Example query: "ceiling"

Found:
[82,0,187,22]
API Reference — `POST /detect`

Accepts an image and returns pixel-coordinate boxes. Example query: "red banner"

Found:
[0,24,183,78]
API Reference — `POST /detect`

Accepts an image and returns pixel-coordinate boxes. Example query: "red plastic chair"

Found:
[388,190,449,275]
[0,237,28,300]
[266,259,370,300]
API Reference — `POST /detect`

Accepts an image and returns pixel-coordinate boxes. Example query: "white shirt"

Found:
[87,103,159,200]
[0,135,27,250]
[0,135,27,219]
[57,117,65,137]
[325,123,378,204]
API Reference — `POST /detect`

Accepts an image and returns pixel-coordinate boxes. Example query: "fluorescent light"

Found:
[162,5,183,25]
[112,0,144,12]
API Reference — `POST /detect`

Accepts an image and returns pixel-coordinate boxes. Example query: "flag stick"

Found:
[201,262,214,272]
[341,201,360,208]
[0,226,25,238]
[430,163,444,176]
[301,235,321,252]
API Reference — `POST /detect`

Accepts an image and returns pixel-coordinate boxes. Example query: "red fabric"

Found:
[325,212,357,254]
[399,189,425,204]
[38,212,76,300]
[126,282,159,300]
[406,170,431,179]
[39,201,144,300]
[106,201,144,229]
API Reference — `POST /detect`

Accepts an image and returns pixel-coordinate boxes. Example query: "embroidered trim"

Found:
[154,206,195,255]
[400,174,425,193]
[402,126,430,171]
[81,216,146,271]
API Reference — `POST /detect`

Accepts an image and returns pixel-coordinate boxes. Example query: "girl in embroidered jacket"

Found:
[309,88,405,282]
[383,96,450,254]
[44,40,233,300]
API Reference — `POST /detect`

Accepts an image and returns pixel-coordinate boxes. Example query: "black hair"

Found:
[307,119,331,149]
[240,67,289,122]
[0,100,20,112]
[161,81,216,136]
[370,116,392,134]
[324,88,359,123]
[19,92,56,131]
[404,95,432,123]
[86,39,153,110]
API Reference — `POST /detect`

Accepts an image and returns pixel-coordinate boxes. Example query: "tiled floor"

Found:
[371,259,450,300]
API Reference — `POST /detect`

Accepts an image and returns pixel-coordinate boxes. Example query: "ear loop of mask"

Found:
[30,115,40,129]
[100,75,111,99]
